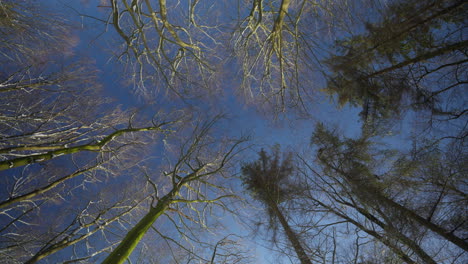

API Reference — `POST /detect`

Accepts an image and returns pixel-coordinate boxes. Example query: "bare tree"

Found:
[0,3,190,261]
[0,170,154,264]
[231,0,313,114]
[231,0,360,114]
[102,116,248,263]
[0,0,78,68]
[99,0,223,98]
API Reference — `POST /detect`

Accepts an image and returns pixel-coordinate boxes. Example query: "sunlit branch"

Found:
[0,124,170,171]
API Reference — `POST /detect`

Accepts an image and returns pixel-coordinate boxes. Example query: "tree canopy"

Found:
[0,0,466,263]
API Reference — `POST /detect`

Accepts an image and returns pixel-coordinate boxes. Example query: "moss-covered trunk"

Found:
[102,198,170,264]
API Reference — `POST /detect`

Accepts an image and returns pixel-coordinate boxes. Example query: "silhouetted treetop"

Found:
[241,146,296,205]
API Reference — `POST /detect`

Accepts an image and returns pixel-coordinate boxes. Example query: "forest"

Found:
[0,0,466,263]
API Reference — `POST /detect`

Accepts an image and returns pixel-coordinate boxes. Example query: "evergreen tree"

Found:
[241,147,312,264]
[325,0,466,125]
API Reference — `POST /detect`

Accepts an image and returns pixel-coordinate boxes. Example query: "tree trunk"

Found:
[377,192,468,252]
[347,173,468,252]
[269,201,312,264]
[101,197,170,264]
[322,159,468,252]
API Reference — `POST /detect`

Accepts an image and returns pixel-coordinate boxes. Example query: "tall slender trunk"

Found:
[376,191,468,251]
[314,198,436,264]
[269,201,312,264]
[323,159,468,252]
[347,172,468,251]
